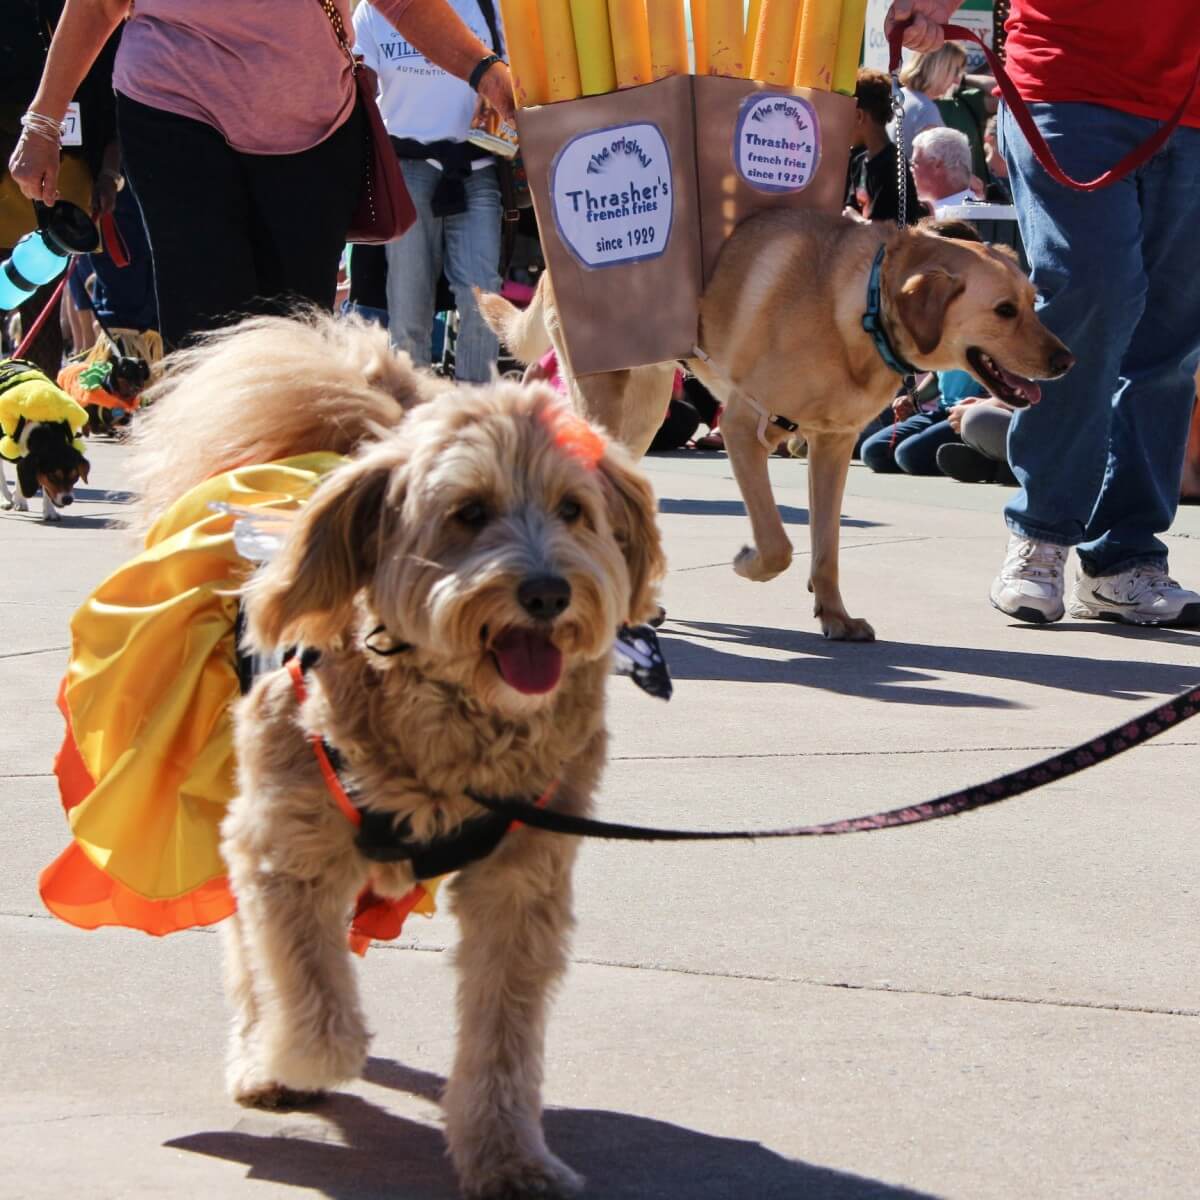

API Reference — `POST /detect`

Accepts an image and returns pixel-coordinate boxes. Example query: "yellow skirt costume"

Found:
[43,452,457,952]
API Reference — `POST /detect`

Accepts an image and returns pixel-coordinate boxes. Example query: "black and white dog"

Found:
[0,420,91,521]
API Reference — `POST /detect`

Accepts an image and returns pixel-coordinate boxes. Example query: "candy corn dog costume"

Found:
[40,453,447,953]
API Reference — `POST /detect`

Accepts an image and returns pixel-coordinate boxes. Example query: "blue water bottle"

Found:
[0,201,100,311]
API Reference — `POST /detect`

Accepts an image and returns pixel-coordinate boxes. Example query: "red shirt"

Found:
[1004,1,1200,128]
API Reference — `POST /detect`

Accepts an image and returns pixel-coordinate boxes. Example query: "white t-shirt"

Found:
[932,187,976,214]
[353,0,500,146]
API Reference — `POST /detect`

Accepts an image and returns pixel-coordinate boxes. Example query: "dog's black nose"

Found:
[58,493,73,506]
[1049,347,1076,377]
[517,574,571,620]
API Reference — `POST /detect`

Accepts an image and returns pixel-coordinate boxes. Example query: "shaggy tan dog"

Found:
[131,313,665,1199]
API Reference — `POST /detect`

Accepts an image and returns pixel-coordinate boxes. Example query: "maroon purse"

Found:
[319,0,416,244]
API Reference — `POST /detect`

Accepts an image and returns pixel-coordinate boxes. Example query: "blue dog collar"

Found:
[862,244,918,378]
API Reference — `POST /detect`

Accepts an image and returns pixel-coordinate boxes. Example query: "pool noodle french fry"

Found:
[537,0,583,100]
[831,0,870,94]
[705,0,745,76]
[648,0,690,79]
[750,0,802,84]
[498,0,549,106]
[743,0,764,70]
[608,0,655,87]
[793,0,840,90]
[570,0,618,94]
[690,0,709,74]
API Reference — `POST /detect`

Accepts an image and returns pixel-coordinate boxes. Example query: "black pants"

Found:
[116,93,363,349]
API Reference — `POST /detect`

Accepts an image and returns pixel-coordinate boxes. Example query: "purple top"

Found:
[113,0,383,154]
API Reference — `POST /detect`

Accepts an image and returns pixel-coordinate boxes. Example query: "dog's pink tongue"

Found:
[999,365,1041,406]
[492,628,563,695]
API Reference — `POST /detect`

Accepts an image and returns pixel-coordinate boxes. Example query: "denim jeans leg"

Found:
[385,160,443,369]
[999,103,1200,572]
[443,165,503,382]
[894,413,956,475]
[1078,124,1200,575]
[859,412,934,473]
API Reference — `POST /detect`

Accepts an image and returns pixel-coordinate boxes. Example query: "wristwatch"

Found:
[469,53,502,92]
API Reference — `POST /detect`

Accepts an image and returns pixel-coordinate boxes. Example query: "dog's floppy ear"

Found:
[895,268,965,356]
[596,443,666,626]
[243,450,397,651]
[78,457,90,484]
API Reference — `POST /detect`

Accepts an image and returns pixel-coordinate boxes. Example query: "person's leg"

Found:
[998,102,1151,548]
[859,412,933,473]
[1183,393,1200,500]
[442,165,503,382]
[960,404,1012,463]
[1075,123,1200,576]
[241,104,363,313]
[384,160,443,370]
[894,412,956,475]
[117,93,258,349]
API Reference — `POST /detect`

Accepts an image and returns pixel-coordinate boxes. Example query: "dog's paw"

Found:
[820,614,876,642]
[233,1081,327,1111]
[733,544,791,582]
[42,507,61,523]
[462,1153,584,1200]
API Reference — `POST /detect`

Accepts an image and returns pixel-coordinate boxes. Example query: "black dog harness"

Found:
[285,648,554,874]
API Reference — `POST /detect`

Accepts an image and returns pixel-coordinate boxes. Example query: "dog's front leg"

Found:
[444,835,583,1200]
[0,469,27,512]
[223,859,369,1109]
[806,430,875,641]
[720,400,794,582]
[41,491,60,522]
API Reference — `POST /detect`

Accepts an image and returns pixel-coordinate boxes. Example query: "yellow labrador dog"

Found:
[483,209,1074,641]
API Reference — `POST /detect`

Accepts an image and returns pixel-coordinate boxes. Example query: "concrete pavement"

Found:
[3,437,1199,1200]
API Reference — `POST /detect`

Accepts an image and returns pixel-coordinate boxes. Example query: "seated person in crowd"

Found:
[936,396,1018,485]
[911,127,976,214]
[860,368,983,475]
[982,116,1012,203]
[844,69,921,224]
[890,42,966,150]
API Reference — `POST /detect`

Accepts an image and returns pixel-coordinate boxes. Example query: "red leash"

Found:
[888,22,1200,192]
[13,261,73,361]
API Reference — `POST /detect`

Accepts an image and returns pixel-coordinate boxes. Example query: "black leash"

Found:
[470,683,1200,841]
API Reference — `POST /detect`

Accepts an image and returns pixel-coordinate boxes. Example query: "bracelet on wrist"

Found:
[468,54,502,92]
[19,109,64,144]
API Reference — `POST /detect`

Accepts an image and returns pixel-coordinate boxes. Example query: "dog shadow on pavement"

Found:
[663,619,1200,709]
[658,497,880,529]
[167,1058,939,1200]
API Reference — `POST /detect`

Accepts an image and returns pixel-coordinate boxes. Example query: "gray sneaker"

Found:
[989,535,1068,623]
[1068,565,1200,627]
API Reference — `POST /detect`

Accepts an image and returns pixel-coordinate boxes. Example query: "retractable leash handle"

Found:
[887,21,1200,192]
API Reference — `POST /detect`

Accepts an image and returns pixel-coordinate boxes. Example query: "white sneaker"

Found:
[1068,564,1200,627]
[989,535,1068,623]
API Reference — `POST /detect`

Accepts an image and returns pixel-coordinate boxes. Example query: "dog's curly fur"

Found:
[132,312,665,1199]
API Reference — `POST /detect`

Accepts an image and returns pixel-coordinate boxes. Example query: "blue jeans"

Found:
[385,160,502,382]
[860,410,959,475]
[998,103,1200,576]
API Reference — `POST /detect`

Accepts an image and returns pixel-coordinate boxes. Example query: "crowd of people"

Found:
[3,0,1199,627]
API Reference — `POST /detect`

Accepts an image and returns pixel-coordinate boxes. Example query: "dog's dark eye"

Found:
[454,500,490,529]
[994,301,1018,319]
[557,497,583,523]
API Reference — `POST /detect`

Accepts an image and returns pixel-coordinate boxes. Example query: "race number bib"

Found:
[733,94,821,193]
[550,123,674,269]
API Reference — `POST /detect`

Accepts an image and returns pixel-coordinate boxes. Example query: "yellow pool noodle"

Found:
[536,0,583,101]
[571,0,618,94]
[750,0,802,84]
[647,0,690,79]
[608,0,654,87]
[705,0,744,76]
[793,0,840,91]
[498,0,549,106]
[743,0,764,69]
[832,0,870,94]
[690,0,709,74]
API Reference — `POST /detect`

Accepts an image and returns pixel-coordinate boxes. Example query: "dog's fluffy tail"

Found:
[127,310,443,534]
[475,275,552,366]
